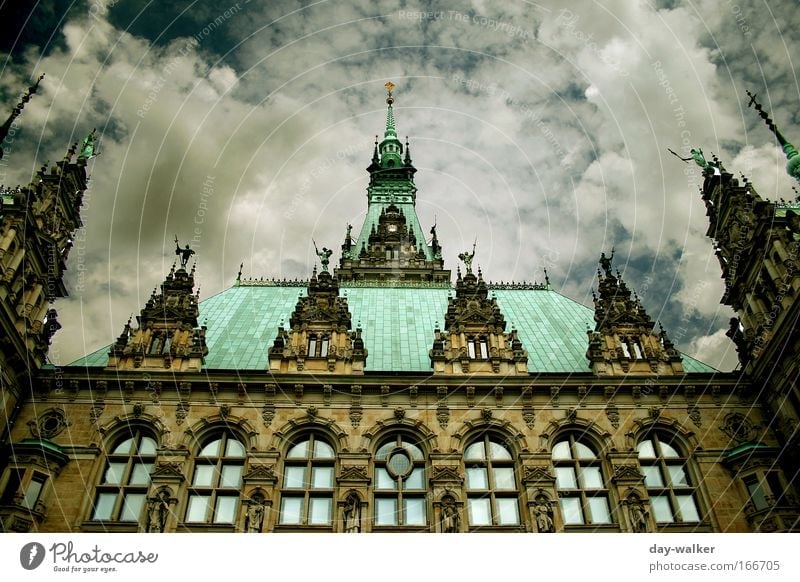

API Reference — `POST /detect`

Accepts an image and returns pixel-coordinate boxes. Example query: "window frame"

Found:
[552,434,613,527]
[637,433,702,526]
[90,429,158,524]
[372,434,428,529]
[464,434,521,529]
[277,434,336,528]
[184,432,246,527]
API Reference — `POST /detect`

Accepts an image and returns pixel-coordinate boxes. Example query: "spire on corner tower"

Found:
[0,73,44,160]
[747,90,800,183]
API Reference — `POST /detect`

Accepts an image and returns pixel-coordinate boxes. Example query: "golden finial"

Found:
[385,81,395,105]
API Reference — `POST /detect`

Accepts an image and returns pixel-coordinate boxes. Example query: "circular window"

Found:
[36,409,68,439]
[387,449,412,478]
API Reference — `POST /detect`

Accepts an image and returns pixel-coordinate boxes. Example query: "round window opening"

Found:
[387,449,412,478]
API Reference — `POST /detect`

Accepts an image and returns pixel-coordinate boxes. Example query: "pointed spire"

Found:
[372,135,379,163]
[404,136,412,165]
[1,73,44,160]
[747,90,800,182]
[384,81,397,140]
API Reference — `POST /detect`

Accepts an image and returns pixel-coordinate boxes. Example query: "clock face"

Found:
[387,224,398,233]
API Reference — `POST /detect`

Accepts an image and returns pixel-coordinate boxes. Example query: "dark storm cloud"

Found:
[0,0,86,55]
[1,0,798,372]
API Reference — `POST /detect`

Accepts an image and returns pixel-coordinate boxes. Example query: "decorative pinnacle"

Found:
[385,81,395,104]
[383,82,397,140]
[1,73,45,160]
[747,90,800,182]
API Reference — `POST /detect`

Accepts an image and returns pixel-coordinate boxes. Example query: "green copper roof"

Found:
[69,284,716,374]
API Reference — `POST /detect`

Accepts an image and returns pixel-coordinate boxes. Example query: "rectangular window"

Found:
[479,340,489,359]
[214,496,238,524]
[375,498,398,525]
[311,467,333,489]
[284,467,307,489]
[493,468,516,490]
[308,497,332,525]
[279,497,303,525]
[319,338,329,357]
[746,478,768,510]
[103,463,127,485]
[405,468,425,490]
[496,498,519,525]
[667,465,689,487]
[120,493,146,522]
[560,497,583,525]
[467,498,491,526]
[92,493,117,521]
[22,474,46,510]
[192,465,215,487]
[580,467,604,489]
[466,467,488,490]
[642,466,664,488]
[651,495,674,523]
[676,495,700,522]
[587,497,611,524]
[555,467,577,489]
[403,498,426,525]
[129,464,153,486]
[375,468,397,490]
[220,465,243,488]
[468,341,476,359]
[186,495,211,522]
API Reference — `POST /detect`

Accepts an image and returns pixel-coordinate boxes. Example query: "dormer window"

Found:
[306,334,330,358]
[468,337,489,359]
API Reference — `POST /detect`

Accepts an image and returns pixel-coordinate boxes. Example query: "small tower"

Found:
[586,252,683,376]
[269,265,367,374]
[335,83,450,285]
[106,242,208,371]
[430,248,528,375]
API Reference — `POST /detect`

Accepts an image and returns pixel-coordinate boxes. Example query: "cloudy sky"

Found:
[1,0,799,371]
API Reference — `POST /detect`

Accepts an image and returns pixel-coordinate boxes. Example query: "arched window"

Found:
[278,434,335,526]
[464,435,519,527]
[185,433,245,524]
[637,434,701,524]
[91,430,157,522]
[552,435,612,525]
[374,435,426,527]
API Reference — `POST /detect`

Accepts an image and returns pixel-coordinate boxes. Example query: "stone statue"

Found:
[668,147,709,169]
[599,248,615,277]
[146,488,170,533]
[314,240,333,273]
[430,224,441,257]
[246,499,265,533]
[441,497,459,533]
[78,128,97,160]
[174,236,195,268]
[458,241,476,275]
[627,497,649,533]
[343,493,360,533]
[534,497,554,533]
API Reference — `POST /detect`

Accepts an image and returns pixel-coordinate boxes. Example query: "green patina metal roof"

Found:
[69,284,715,374]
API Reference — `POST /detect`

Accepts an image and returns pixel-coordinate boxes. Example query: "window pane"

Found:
[588,497,611,524]
[560,497,584,525]
[376,468,397,490]
[493,467,516,490]
[311,467,333,489]
[667,465,689,487]
[637,440,656,459]
[225,439,245,457]
[313,440,334,459]
[574,442,596,459]
[220,465,243,488]
[309,497,332,525]
[279,497,303,524]
[376,442,395,460]
[139,437,157,455]
[489,442,512,460]
[130,464,152,485]
[186,495,210,522]
[676,495,700,522]
[660,441,680,458]
[92,493,116,520]
[466,467,488,490]
[214,496,237,524]
[465,441,486,461]
[747,480,768,510]
[556,467,577,489]
[497,498,519,525]
[112,438,134,455]
[403,441,424,461]
[375,498,398,525]
[120,493,146,522]
[284,466,306,488]
[651,495,674,523]
[581,467,603,489]
[103,462,127,485]
[403,498,426,525]
[642,466,664,488]
[468,498,491,526]
[22,479,44,509]
[405,467,425,490]
[287,440,309,459]
[199,439,221,457]
[388,452,411,476]
[193,465,215,487]
[552,441,571,460]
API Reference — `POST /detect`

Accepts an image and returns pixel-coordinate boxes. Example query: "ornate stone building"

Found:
[0,82,798,533]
